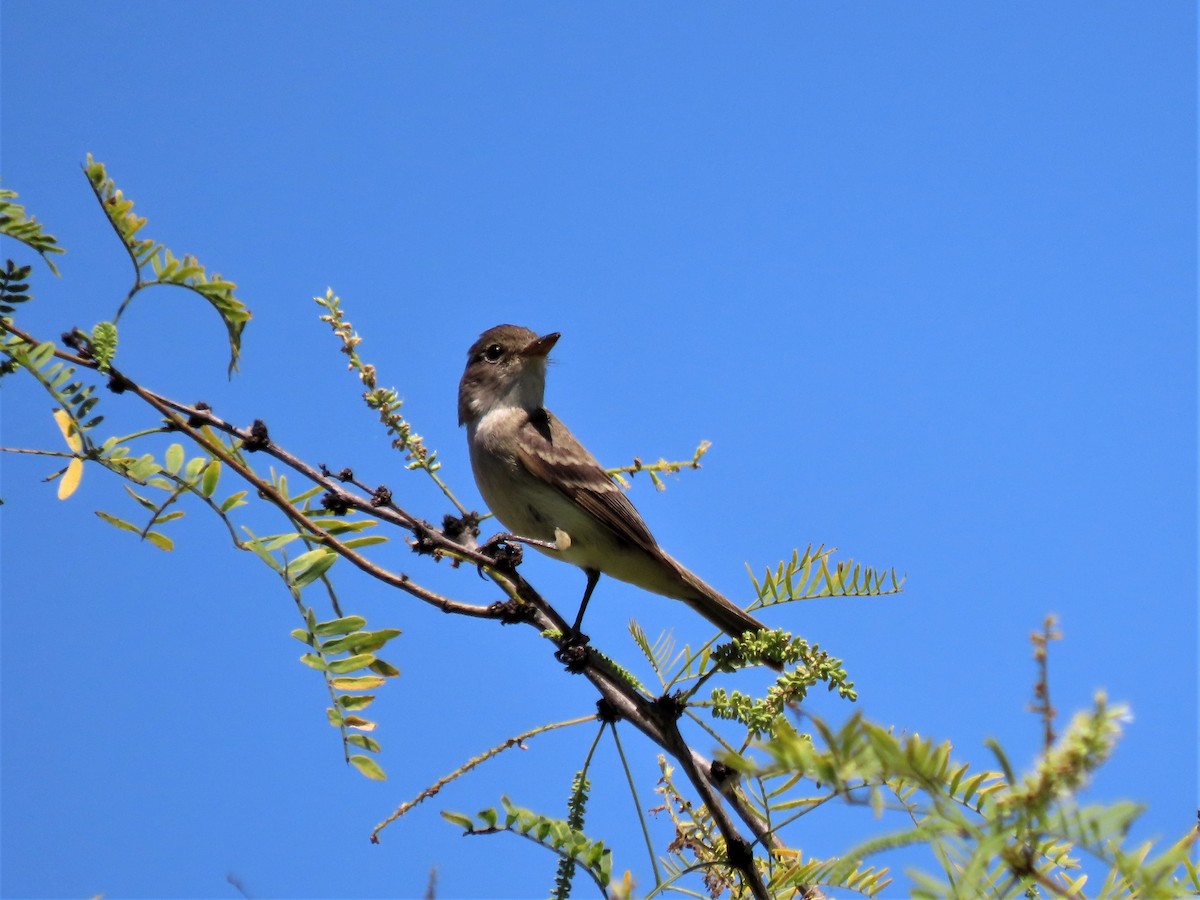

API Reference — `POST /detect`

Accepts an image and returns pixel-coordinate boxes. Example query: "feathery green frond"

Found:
[750,545,904,605]
[83,155,250,374]
[443,797,613,892]
[769,848,893,897]
[628,620,682,681]
[0,186,65,274]
[739,695,1191,898]
[0,260,35,315]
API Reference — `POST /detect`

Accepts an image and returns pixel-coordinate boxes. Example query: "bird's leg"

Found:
[570,568,600,637]
[554,568,599,671]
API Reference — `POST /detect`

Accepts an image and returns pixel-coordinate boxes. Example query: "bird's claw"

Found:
[475,533,524,580]
[554,630,591,672]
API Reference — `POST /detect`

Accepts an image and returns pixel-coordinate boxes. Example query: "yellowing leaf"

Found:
[144,531,174,551]
[58,457,83,500]
[330,675,386,691]
[53,408,83,451]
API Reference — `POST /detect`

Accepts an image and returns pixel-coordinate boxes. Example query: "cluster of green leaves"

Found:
[708,640,856,738]
[238,475,399,779]
[751,545,905,604]
[1,165,401,781]
[733,697,1199,898]
[95,442,234,551]
[442,797,613,893]
[83,154,250,374]
[11,161,1190,900]
[65,426,404,782]
[291,611,401,781]
[0,185,65,274]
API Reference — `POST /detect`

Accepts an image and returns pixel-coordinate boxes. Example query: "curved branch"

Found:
[1,318,823,899]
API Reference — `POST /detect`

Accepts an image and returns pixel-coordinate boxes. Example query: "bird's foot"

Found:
[475,533,524,580]
[486,598,533,625]
[554,629,591,672]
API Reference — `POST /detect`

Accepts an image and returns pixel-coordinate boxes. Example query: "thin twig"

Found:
[372,714,597,839]
[1,317,802,900]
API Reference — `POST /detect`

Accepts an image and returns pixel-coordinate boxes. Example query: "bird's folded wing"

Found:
[516,409,659,554]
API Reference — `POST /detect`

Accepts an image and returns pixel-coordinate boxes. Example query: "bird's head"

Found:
[458,324,560,426]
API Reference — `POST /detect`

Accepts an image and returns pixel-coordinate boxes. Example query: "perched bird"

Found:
[458,324,778,666]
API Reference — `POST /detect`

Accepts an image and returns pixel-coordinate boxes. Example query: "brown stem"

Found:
[1,318,824,899]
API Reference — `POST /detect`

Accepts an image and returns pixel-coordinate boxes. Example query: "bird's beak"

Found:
[521,332,560,358]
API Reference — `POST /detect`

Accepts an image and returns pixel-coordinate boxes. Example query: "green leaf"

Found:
[349,755,386,781]
[328,653,376,674]
[261,533,301,551]
[290,485,323,505]
[29,341,55,368]
[127,453,162,482]
[51,365,75,389]
[478,807,498,829]
[290,629,313,646]
[321,629,401,655]
[338,694,375,710]
[123,484,159,512]
[183,456,206,481]
[298,653,326,671]
[441,811,475,832]
[95,510,140,534]
[219,490,248,512]
[311,517,377,535]
[164,443,185,475]
[313,615,367,636]
[286,547,337,588]
[347,734,381,752]
[343,535,389,549]
[200,459,221,497]
[241,528,284,573]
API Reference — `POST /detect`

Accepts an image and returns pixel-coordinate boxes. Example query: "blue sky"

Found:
[2,4,1195,898]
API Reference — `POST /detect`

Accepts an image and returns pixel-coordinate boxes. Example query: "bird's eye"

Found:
[483,344,504,362]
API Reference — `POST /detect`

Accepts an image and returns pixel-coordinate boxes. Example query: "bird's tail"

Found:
[666,554,783,672]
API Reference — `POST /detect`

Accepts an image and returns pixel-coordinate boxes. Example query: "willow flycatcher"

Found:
[459,324,777,667]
